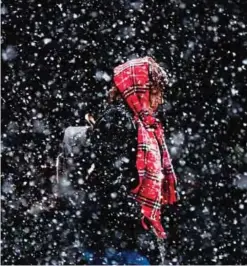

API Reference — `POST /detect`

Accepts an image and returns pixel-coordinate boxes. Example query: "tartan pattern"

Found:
[113,57,177,239]
[113,57,168,116]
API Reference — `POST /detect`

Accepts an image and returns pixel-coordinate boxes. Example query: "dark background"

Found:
[1,0,247,264]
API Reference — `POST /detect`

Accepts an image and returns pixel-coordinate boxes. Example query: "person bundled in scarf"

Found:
[80,56,178,264]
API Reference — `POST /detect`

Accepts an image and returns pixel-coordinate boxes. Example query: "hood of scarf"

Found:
[113,56,168,117]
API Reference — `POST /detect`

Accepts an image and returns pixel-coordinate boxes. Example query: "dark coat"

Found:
[57,102,167,264]
[70,102,165,264]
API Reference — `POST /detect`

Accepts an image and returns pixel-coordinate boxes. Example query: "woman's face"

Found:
[149,87,164,112]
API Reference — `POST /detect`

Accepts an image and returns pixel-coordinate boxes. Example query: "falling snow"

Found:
[1,0,247,265]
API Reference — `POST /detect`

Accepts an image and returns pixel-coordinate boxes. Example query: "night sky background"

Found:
[1,0,247,264]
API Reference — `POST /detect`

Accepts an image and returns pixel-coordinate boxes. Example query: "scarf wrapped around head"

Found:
[113,57,177,239]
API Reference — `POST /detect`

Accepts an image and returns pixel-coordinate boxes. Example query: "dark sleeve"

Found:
[89,106,138,190]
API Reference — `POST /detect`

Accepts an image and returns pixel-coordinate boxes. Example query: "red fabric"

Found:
[113,57,177,239]
[113,57,168,118]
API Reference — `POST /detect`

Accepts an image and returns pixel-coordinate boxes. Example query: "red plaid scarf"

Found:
[113,57,177,239]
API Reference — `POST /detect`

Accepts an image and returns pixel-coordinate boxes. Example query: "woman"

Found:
[79,57,178,264]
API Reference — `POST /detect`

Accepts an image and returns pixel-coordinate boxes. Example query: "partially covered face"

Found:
[149,87,164,113]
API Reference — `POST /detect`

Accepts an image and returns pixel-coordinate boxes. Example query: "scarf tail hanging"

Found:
[131,120,177,238]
